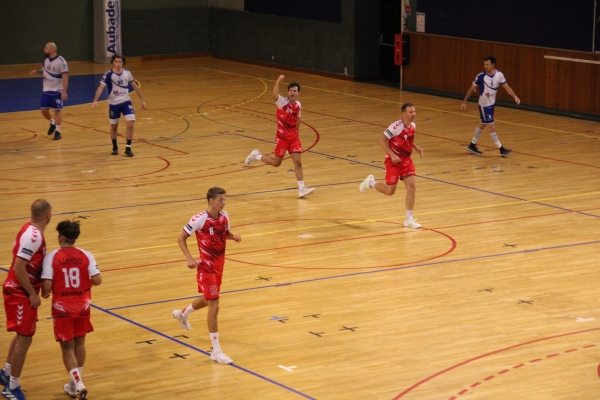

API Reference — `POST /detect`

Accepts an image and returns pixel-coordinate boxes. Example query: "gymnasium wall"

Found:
[402,33,600,117]
[0,0,94,65]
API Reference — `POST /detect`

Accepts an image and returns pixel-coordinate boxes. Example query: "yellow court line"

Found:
[93,190,600,256]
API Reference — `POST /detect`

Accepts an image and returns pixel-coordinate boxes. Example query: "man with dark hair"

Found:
[92,53,146,157]
[41,220,101,400]
[1,200,52,400]
[29,42,68,141]
[244,74,315,198]
[172,187,241,364]
[461,55,520,157]
[359,103,424,229]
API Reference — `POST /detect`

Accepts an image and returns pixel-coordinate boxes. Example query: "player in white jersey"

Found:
[460,55,520,157]
[29,43,68,141]
[92,54,146,157]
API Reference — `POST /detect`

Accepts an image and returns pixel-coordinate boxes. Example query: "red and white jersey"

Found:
[41,247,100,319]
[184,211,230,275]
[383,120,416,160]
[275,95,302,140]
[3,223,46,296]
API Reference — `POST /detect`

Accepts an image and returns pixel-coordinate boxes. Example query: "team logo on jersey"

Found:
[404,135,408,140]
[117,79,123,85]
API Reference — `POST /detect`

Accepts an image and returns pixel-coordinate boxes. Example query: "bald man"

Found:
[29,43,69,141]
[1,200,52,400]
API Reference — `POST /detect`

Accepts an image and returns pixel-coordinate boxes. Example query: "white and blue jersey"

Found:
[473,70,506,107]
[42,55,68,93]
[100,69,135,105]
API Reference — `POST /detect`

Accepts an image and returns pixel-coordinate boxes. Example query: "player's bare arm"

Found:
[13,257,41,308]
[62,72,69,101]
[414,143,424,158]
[91,274,102,286]
[29,68,42,75]
[91,83,106,109]
[226,231,241,243]
[41,279,52,299]
[131,81,147,109]
[461,84,477,110]
[177,230,198,269]
[272,75,285,100]
[378,134,400,163]
[502,83,520,105]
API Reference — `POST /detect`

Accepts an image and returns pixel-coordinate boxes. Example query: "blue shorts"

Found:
[478,105,495,124]
[40,92,63,110]
[109,101,135,123]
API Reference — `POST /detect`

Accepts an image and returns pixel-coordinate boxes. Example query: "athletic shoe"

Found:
[53,132,62,141]
[1,385,26,400]
[244,149,261,166]
[499,146,512,157]
[125,148,134,157]
[0,370,8,386]
[467,143,482,155]
[210,350,233,365]
[172,310,191,330]
[111,147,118,155]
[64,383,77,398]
[404,218,422,229]
[47,124,56,135]
[77,387,88,400]
[298,187,315,198]
[359,175,375,192]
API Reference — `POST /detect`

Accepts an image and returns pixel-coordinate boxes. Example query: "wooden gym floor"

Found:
[1,57,599,399]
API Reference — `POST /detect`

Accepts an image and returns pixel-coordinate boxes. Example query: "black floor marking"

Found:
[518,300,533,305]
[170,353,190,359]
[503,244,517,248]
[309,331,325,337]
[478,288,494,292]
[136,339,157,345]
[303,314,321,319]
[256,276,272,281]
[340,326,358,332]
[173,335,189,339]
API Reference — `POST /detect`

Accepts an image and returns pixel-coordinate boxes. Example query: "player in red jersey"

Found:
[359,103,424,229]
[172,187,241,364]
[1,199,52,400]
[41,220,101,400]
[244,74,315,198]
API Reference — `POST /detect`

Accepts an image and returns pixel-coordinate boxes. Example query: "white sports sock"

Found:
[406,210,413,220]
[9,376,20,390]
[210,332,222,353]
[472,127,483,144]
[298,181,305,190]
[489,132,502,148]
[56,124,61,132]
[3,363,10,376]
[50,118,55,125]
[256,154,262,161]
[182,304,195,318]
[69,368,84,391]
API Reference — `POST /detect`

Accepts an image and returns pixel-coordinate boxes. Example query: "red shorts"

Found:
[196,271,222,300]
[385,157,416,185]
[274,137,302,157]
[53,317,93,342]
[3,293,38,336]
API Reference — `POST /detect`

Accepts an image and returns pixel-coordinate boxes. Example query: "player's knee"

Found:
[273,158,283,167]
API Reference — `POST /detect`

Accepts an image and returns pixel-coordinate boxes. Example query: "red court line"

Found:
[0,130,37,144]
[63,120,189,155]
[393,328,600,399]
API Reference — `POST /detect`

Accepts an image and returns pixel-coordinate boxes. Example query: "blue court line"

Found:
[91,304,316,400]
[103,238,600,312]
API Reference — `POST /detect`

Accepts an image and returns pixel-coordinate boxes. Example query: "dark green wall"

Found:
[0,0,94,65]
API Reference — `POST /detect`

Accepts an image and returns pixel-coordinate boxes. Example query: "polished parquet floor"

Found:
[1,57,600,399]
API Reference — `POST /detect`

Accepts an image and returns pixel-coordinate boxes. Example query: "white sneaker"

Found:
[210,350,233,364]
[299,187,315,198]
[77,387,88,400]
[404,218,422,229]
[64,383,77,398]
[172,310,191,330]
[244,149,261,166]
[359,175,375,192]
